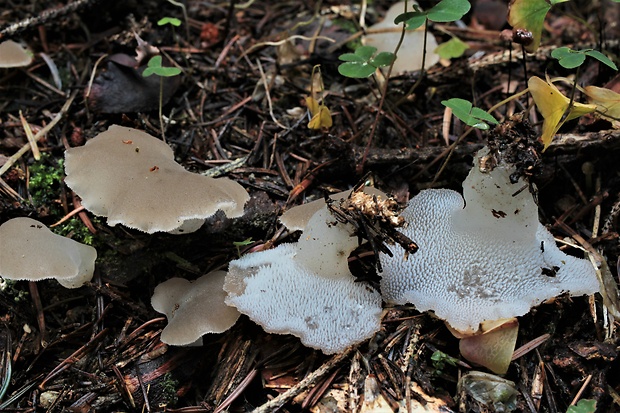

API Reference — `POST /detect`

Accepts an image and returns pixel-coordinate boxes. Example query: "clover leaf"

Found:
[338,45,395,78]
[442,98,499,130]
[142,56,182,78]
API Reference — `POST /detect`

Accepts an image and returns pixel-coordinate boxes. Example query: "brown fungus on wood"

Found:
[0,218,96,288]
[64,125,249,234]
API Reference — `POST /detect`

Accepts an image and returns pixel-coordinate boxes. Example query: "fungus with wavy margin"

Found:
[0,218,96,289]
[224,190,385,354]
[380,146,599,373]
[64,125,249,234]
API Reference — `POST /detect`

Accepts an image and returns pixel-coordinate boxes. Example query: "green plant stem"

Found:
[487,87,530,114]
[395,18,429,107]
[426,87,530,184]
[159,77,166,143]
[560,66,581,125]
[167,0,190,43]
[357,3,409,174]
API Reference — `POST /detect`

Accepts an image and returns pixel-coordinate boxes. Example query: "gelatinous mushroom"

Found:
[0,218,96,288]
[224,195,383,354]
[380,146,599,373]
[64,125,249,234]
[151,271,240,346]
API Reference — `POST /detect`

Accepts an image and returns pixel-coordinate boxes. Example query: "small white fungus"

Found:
[380,147,599,335]
[0,217,96,288]
[224,195,383,354]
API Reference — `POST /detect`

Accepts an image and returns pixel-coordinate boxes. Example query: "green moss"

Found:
[28,155,64,211]
[0,279,29,302]
[159,373,179,406]
[53,217,98,245]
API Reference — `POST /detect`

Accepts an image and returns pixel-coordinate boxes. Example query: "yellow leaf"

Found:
[306,96,332,129]
[305,96,320,116]
[584,85,620,124]
[308,105,333,129]
[528,76,596,151]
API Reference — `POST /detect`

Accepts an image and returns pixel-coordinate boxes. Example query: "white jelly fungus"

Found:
[380,147,599,336]
[151,271,240,346]
[224,194,384,354]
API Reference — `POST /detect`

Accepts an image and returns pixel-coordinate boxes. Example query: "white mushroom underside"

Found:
[225,244,383,354]
[380,148,599,334]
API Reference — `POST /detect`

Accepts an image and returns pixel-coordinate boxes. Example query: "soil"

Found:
[0,0,619,412]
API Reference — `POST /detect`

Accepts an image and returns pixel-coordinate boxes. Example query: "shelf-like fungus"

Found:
[151,271,240,346]
[380,146,599,373]
[0,40,33,68]
[0,218,96,288]
[224,193,383,354]
[64,125,249,233]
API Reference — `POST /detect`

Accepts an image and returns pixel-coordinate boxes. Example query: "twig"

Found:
[28,282,47,348]
[0,89,79,177]
[0,0,97,41]
[39,328,108,388]
[570,374,592,406]
[19,110,40,160]
[251,346,356,413]
[511,334,550,360]
[256,58,289,130]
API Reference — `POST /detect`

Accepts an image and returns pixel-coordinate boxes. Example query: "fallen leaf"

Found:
[306,97,332,129]
[584,85,620,126]
[528,76,596,150]
[507,0,569,53]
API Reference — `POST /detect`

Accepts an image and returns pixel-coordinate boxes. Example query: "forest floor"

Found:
[1,0,620,412]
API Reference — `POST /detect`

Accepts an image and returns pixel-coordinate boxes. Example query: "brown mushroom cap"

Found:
[151,271,240,346]
[0,218,96,288]
[0,40,33,68]
[64,125,250,233]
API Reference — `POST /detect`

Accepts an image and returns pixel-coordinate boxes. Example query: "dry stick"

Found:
[0,0,97,41]
[256,58,289,130]
[570,374,593,406]
[0,177,22,201]
[214,368,259,413]
[511,333,550,361]
[0,89,79,178]
[19,110,40,160]
[251,346,356,413]
[39,328,108,388]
